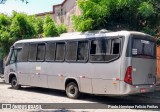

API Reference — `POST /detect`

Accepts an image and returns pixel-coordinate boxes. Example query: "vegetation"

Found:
[43,15,58,37]
[0,12,67,59]
[57,24,68,34]
[72,0,160,36]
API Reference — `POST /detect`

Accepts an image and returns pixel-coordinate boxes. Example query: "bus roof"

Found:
[14,30,152,45]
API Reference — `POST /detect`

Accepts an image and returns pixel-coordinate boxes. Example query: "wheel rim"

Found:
[68,85,77,97]
[12,79,17,87]
[70,85,75,94]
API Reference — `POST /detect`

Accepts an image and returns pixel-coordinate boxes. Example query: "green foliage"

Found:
[34,17,44,35]
[43,15,58,37]
[138,2,154,18]
[0,12,68,58]
[10,13,36,42]
[72,0,160,35]
[0,14,11,57]
[57,24,67,34]
[0,12,45,58]
[72,15,93,31]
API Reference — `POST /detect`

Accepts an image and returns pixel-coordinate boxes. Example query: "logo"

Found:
[2,104,11,109]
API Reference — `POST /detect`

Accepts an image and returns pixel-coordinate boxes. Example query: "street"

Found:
[0,78,160,112]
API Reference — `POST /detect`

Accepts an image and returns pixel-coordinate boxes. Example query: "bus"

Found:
[4,30,156,99]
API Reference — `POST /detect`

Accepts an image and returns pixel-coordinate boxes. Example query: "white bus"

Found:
[4,30,156,99]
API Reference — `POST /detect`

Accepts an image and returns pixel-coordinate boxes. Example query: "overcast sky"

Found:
[0,0,63,15]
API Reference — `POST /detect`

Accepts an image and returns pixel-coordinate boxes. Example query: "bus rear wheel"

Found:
[66,82,80,99]
[11,77,21,89]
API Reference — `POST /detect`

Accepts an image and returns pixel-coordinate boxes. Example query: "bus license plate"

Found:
[140,88,146,93]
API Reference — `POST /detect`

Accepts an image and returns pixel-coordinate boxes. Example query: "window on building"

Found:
[77,41,89,61]
[37,44,45,61]
[66,41,77,61]
[45,43,56,61]
[28,44,37,61]
[55,42,65,61]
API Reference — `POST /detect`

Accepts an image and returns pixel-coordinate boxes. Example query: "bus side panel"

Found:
[47,63,93,93]
[64,63,93,93]
[91,59,121,95]
[18,63,31,86]
[47,63,66,90]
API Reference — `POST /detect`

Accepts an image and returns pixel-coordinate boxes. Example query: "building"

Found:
[36,0,81,32]
[35,11,54,19]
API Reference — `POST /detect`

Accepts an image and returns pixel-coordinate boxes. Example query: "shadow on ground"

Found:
[7,85,160,111]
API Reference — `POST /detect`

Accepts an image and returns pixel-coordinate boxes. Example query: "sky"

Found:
[0,0,63,15]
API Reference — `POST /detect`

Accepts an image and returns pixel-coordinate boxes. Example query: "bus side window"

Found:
[21,44,29,62]
[66,41,77,61]
[112,39,120,54]
[55,42,65,61]
[45,43,56,61]
[28,44,37,61]
[77,41,89,61]
[90,38,121,62]
[37,44,45,61]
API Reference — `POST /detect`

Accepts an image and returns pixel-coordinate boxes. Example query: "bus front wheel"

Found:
[66,82,80,99]
[11,77,21,89]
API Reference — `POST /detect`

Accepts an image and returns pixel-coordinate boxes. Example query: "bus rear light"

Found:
[124,66,132,85]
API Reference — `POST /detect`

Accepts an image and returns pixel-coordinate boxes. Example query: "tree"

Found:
[10,12,36,41]
[43,15,58,37]
[0,12,68,58]
[34,17,44,36]
[0,14,11,58]
[0,12,37,58]
[72,0,160,35]
[27,16,44,37]
[57,24,67,34]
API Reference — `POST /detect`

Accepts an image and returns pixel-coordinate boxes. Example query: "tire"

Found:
[66,82,80,99]
[11,77,21,89]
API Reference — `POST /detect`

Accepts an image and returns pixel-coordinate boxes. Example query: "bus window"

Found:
[21,44,29,62]
[37,44,45,61]
[9,48,22,64]
[55,42,65,61]
[45,43,56,61]
[77,41,89,61]
[28,44,37,61]
[16,49,22,62]
[66,41,77,61]
[90,38,120,62]
[132,39,155,58]
[9,50,17,64]
[112,39,120,54]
